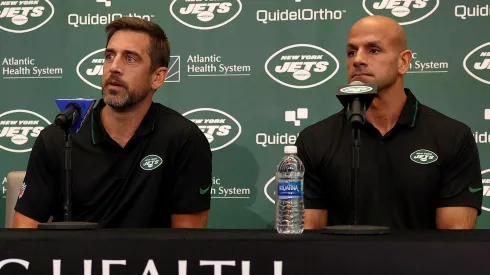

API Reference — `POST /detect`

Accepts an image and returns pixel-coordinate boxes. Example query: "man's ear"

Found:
[398,50,412,75]
[151,67,168,90]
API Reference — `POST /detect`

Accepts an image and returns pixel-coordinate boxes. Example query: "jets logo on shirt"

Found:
[140,155,163,171]
[410,149,438,164]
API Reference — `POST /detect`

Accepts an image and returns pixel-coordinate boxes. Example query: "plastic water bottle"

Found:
[275,145,305,234]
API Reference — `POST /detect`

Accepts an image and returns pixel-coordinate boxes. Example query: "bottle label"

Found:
[277,180,303,200]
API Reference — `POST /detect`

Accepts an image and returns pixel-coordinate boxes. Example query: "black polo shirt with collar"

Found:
[295,88,483,229]
[15,99,212,228]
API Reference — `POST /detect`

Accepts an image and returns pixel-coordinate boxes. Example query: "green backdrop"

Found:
[1,0,490,229]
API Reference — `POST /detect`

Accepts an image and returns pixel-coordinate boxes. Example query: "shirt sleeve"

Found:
[171,125,212,214]
[296,129,328,210]
[437,126,483,215]
[14,129,57,222]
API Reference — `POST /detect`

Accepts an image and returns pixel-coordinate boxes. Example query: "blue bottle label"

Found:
[277,181,303,199]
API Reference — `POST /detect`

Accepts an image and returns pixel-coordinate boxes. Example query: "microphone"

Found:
[336,81,377,127]
[54,99,97,133]
[323,81,390,235]
[38,98,99,230]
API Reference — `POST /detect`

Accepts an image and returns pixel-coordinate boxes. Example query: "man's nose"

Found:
[108,55,123,75]
[353,50,367,68]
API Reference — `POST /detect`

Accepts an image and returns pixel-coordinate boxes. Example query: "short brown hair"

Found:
[105,17,170,72]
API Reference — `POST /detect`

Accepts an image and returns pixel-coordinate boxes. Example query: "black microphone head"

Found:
[336,81,378,109]
[54,103,82,131]
[54,114,68,128]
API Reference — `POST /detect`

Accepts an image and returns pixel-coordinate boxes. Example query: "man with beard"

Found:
[295,15,483,230]
[13,18,212,228]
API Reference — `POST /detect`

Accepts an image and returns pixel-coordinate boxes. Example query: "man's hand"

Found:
[12,211,40,228]
[172,210,209,228]
[304,209,328,229]
[436,207,477,229]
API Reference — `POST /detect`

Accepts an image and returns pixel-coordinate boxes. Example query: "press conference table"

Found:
[0,228,487,275]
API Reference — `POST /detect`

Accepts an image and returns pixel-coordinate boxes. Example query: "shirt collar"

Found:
[396,88,420,127]
[90,99,158,145]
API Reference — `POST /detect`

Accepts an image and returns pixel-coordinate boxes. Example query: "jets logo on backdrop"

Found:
[463,42,490,85]
[76,48,105,90]
[76,48,181,90]
[96,0,111,7]
[0,0,55,33]
[183,108,242,151]
[265,44,339,89]
[480,168,490,212]
[0,110,51,153]
[170,0,242,30]
[362,0,439,25]
[264,176,276,205]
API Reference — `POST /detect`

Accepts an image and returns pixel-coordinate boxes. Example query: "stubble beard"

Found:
[102,85,151,113]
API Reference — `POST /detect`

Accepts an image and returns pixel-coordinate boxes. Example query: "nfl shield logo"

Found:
[18,183,26,199]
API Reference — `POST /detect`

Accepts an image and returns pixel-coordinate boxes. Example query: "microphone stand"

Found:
[352,126,360,226]
[322,98,390,235]
[38,125,98,230]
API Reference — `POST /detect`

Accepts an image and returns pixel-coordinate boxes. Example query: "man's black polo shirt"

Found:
[15,99,212,228]
[295,88,483,229]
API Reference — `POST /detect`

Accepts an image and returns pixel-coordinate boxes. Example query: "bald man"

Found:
[295,16,483,230]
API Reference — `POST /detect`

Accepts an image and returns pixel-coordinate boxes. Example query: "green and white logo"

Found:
[76,48,105,90]
[76,48,181,90]
[183,108,242,152]
[463,42,490,85]
[140,155,163,171]
[0,0,55,33]
[170,0,242,30]
[265,44,339,89]
[340,85,373,94]
[481,168,490,213]
[0,110,51,153]
[410,149,438,164]
[264,176,276,205]
[362,0,439,25]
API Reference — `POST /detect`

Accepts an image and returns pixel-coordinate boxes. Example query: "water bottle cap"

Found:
[284,146,297,154]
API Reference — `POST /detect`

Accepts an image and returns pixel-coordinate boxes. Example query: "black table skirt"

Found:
[0,228,487,275]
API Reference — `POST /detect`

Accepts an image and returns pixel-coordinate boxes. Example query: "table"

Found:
[0,228,488,275]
